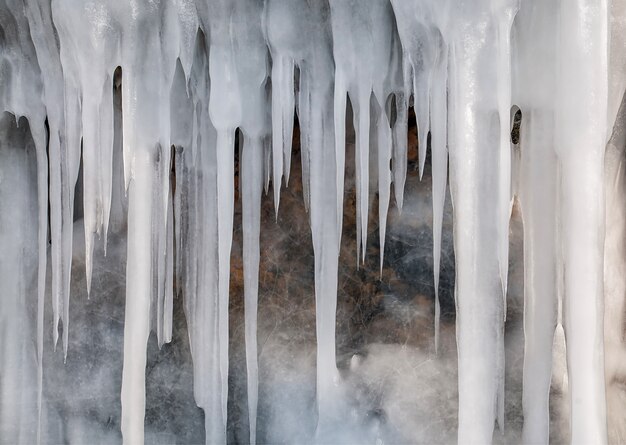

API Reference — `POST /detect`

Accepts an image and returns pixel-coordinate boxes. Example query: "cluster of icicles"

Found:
[1,0,625,443]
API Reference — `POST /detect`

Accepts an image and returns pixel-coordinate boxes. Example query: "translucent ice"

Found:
[0,1,623,444]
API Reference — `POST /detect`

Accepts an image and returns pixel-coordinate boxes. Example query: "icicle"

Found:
[121,148,155,445]
[189,34,225,442]
[215,129,235,429]
[297,77,312,213]
[309,80,341,432]
[241,135,263,445]
[33,122,48,445]
[430,43,448,354]
[0,113,40,445]
[555,0,609,442]
[512,1,559,441]
[61,82,83,358]
[413,52,432,180]
[163,181,174,344]
[391,90,408,210]
[494,0,518,311]
[270,55,295,213]
[328,0,400,265]
[446,3,513,440]
[333,72,347,246]
[354,90,371,264]
[2,1,625,444]
[376,102,392,275]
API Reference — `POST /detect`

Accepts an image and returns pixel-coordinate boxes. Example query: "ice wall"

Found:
[0,0,624,444]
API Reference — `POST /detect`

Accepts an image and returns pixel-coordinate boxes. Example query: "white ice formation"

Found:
[0,0,625,444]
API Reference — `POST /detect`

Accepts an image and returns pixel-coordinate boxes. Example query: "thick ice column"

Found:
[518,111,558,444]
[555,1,608,443]
[120,148,155,445]
[447,4,516,440]
[0,114,39,444]
[0,4,51,441]
[117,4,171,442]
[512,1,559,442]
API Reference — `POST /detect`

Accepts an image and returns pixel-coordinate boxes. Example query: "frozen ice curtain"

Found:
[0,0,625,444]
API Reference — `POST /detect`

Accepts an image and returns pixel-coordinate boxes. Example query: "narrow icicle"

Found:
[494,0,518,313]
[392,90,408,210]
[215,129,235,429]
[376,103,392,275]
[430,43,448,355]
[33,123,48,445]
[355,91,371,265]
[270,55,295,213]
[333,73,347,246]
[241,136,263,445]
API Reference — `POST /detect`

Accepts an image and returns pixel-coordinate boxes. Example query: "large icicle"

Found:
[0,114,39,444]
[117,0,192,440]
[0,4,49,442]
[241,136,263,445]
[555,0,609,442]
[200,2,270,441]
[446,1,516,440]
[512,1,559,442]
[266,2,344,433]
[179,31,224,443]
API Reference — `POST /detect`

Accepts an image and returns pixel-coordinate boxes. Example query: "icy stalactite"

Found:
[0,4,50,441]
[512,1,559,442]
[268,50,295,212]
[1,0,625,444]
[201,2,270,441]
[430,43,448,354]
[171,33,226,444]
[0,114,39,444]
[388,0,450,354]
[329,0,402,268]
[446,2,517,439]
[556,1,609,443]
[241,136,263,445]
